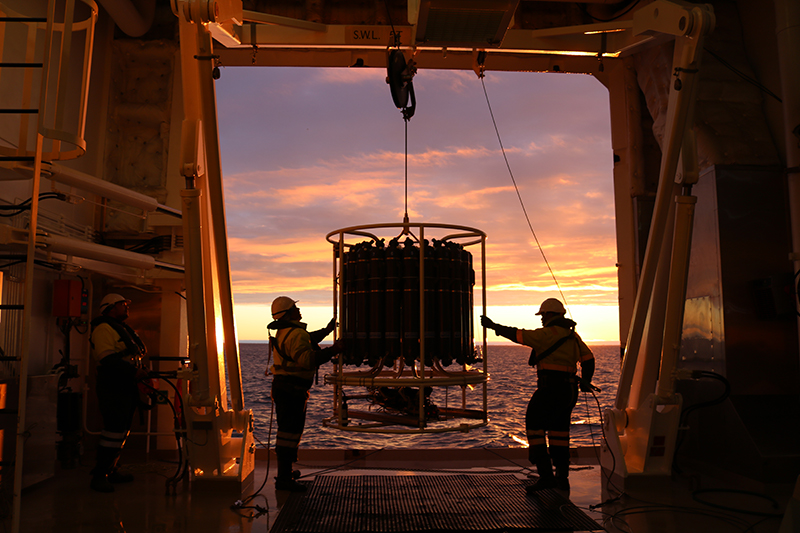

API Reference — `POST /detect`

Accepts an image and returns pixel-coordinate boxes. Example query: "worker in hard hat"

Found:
[481,298,595,493]
[89,293,148,493]
[267,296,342,492]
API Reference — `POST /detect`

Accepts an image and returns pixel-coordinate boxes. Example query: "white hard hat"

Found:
[271,296,298,319]
[99,293,130,314]
[536,298,566,315]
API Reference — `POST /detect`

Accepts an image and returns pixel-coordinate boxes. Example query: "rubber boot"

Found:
[554,465,570,492]
[107,439,134,483]
[90,446,117,493]
[526,457,556,494]
[552,448,571,492]
[275,460,306,492]
[108,468,134,484]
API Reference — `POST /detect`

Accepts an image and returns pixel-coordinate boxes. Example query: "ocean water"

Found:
[240,343,620,450]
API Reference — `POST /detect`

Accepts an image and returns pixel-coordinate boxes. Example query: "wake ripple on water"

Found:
[240,343,620,450]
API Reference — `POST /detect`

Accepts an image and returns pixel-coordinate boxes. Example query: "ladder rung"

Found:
[0,17,47,23]
[0,156,35,162]
[0,357,20,362]
[0,62,43,68]
[0,109,38,114]
[0,305,23,310]
[0,409,18,414]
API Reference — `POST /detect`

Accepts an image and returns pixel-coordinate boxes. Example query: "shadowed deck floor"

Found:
[17,448,795,533]
[271,474,601,532]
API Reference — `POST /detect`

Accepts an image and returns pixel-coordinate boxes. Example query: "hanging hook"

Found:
[472,50,487,79]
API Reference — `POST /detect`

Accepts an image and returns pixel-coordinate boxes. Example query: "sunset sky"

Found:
[214,67,620,343]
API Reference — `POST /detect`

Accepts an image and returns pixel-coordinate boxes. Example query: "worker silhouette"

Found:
[267,296,342,491]
[89,293,148,492]
[482,298,595,493]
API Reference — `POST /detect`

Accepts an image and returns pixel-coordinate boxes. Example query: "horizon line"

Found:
[240,340,621,346]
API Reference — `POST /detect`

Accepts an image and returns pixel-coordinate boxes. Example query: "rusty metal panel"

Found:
[682,165,799,394]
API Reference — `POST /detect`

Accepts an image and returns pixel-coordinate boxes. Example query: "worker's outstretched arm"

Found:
[480,315,518,343]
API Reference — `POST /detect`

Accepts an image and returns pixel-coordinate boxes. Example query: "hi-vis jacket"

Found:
[269,321,318,381]
[90,316,146,365]
[517,318,594,373]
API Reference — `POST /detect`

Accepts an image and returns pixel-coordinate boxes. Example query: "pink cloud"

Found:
[216,67,619,337]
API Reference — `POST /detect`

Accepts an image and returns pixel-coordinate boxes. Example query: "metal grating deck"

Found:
[270,474,601,532]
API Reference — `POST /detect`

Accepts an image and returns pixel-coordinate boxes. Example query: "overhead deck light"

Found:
[413,0,520,47]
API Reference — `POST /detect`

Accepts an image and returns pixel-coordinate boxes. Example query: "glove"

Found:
[326,318,336,331]
[480,315,496,330]
[314,340,345,367]
[579,378,596,392]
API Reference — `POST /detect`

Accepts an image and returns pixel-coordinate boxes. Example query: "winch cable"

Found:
[672,370,731,473]
[137,376,187,487]
[479,73,627,501]
[232,343,276,516]
[582,388,627,501]
[405,117,409,220]
[580,387,765,531]
[479,76,571,316]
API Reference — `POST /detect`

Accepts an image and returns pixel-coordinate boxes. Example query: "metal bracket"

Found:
[172,0,242,24]
[633,0,715,38]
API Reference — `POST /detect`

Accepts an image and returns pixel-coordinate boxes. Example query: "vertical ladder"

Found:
[0,11,47,532]
[0,2,97,532]
[0,10,46,533]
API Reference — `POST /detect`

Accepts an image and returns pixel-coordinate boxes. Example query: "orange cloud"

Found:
[217,67,620,339]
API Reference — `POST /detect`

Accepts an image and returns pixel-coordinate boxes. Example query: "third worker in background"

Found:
[89,293,149,493]
[481,298,594,493]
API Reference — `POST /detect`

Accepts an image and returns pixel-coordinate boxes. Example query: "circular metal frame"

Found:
[326,220,489,434]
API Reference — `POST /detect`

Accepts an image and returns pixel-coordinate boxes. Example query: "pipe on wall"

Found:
[7,162,181,217]
[41,233,156,270]
[97,0,155,37]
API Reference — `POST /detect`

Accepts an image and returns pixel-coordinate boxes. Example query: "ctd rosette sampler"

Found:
[324,221,489,434]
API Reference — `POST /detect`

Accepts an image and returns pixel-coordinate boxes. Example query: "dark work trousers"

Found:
[271,374,312,466]
[525,370,579,476]
[94,358,139,476]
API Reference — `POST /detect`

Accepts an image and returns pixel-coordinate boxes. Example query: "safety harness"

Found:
[269,321,304,373]
[90,315,146,365]
[528,329,576,367]
[527,318,578,368]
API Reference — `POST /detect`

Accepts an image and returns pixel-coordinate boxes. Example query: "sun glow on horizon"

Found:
[233,303,619,344]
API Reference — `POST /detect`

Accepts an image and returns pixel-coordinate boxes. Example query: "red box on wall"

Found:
[52,280,83,317]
